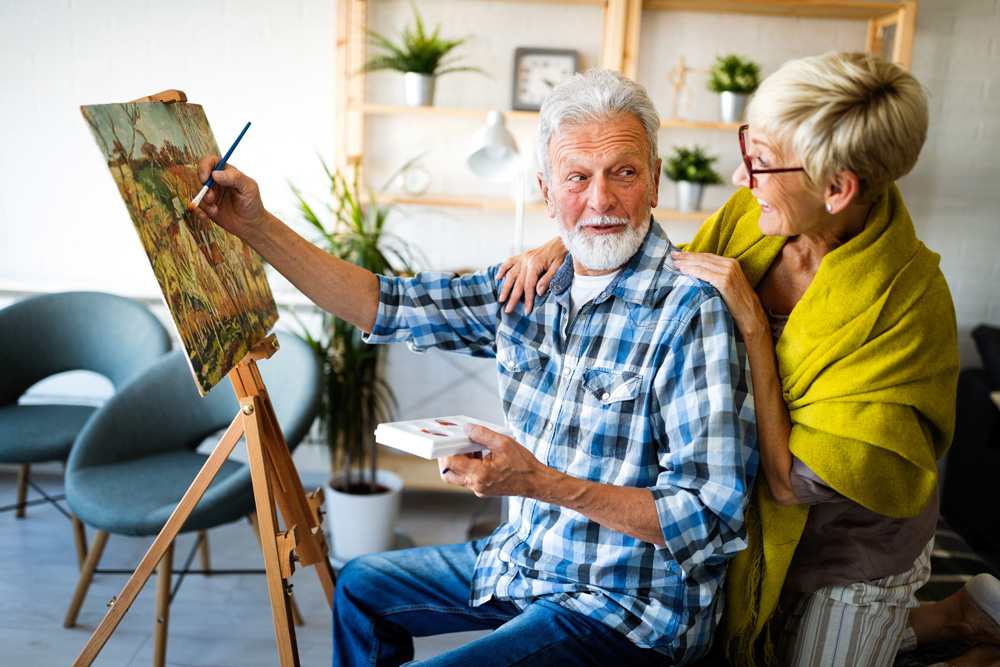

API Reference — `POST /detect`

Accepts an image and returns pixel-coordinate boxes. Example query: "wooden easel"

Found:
[72,334,337,666]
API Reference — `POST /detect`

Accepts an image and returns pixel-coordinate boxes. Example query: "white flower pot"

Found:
[324,469,403,563]
[675,181,705,213]
[719,91,748,124]
[404,72,435,107]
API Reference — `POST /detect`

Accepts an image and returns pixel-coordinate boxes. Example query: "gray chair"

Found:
[0,291,171,565]
[63,331,322,667]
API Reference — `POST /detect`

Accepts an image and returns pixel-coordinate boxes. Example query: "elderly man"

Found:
[194,69,757,667]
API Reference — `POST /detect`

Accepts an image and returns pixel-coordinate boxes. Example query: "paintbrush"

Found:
[188,121,251,212]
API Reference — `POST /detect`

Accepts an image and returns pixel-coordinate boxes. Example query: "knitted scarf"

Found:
[681,185,959,665]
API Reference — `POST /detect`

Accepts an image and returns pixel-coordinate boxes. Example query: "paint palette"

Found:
[373,415,512,459]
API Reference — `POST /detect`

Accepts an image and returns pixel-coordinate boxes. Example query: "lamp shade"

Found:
[467,111,520,181]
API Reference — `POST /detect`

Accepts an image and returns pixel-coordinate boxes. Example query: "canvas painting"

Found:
[81,99,278,396]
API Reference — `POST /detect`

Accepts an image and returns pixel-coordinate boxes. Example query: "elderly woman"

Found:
[499,52,1000,666]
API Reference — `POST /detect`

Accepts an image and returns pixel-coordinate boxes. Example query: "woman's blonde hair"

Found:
[747,51,928,204]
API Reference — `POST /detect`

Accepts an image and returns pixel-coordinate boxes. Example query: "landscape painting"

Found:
[81,100,278,396]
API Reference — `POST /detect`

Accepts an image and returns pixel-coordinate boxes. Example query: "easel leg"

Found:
[249,512,305,626]
[153,541,175,667]
[71,414,246,667]
[243,397,300,666]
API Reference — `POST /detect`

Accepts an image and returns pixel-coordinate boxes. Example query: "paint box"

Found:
[374,415,512,459]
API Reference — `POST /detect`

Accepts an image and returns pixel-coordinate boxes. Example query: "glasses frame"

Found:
[739,124,806,186]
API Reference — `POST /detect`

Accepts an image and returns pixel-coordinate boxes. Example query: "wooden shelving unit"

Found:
[335,0,917,209]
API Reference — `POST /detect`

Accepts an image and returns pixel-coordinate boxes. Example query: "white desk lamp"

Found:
[467,111,525,254]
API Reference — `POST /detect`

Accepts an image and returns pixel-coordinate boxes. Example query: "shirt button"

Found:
[602,392,610,401]
[506,359,515,370]
[563,368,571,376]
[546,422,554,431]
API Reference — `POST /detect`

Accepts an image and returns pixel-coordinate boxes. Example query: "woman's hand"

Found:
[670,251,768,340]
[497,237,568,314]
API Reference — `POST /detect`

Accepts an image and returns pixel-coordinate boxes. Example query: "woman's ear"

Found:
[825,170,860,214]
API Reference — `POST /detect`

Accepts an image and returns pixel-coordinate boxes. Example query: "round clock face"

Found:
[400,164,431,196]
[513,49,578,111]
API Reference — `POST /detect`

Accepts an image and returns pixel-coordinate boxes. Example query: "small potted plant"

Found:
[707,54,762,124]
[662,145,723,213]
[289,160,417,562]
[360,2,485,107]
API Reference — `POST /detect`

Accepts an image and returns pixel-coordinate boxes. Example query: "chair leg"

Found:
[153,541,174,667]
[72,514,88,570]
[64,529,109,627]
[248,514,304,626]
[15,464,28,518]
[197,530,211,571]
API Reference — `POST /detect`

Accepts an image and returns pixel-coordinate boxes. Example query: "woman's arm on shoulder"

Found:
[497,236,568,314]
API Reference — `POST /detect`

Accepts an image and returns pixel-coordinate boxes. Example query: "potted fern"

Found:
[289,160,416,562]
[662,145,723,213]
[360,2,485,107]
[707,54,762,123]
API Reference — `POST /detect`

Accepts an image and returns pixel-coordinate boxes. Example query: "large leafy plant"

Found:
[290,161,415,493]
[360,2,484,76]
[707,54,762,95]
[662,146,724,185]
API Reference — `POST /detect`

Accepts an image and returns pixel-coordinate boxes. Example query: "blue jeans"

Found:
[331,539,670,666]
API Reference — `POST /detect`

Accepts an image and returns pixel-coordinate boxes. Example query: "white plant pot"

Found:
[719,91,748,124]
[404,72,435,107]
[675,181,705,213]
[324,469,404,563]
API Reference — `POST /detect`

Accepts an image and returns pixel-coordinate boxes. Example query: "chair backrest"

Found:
[68,331,323,469]
[0,291,172,406]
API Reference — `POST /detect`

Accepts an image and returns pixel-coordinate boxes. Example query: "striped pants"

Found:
[772,538,939,667]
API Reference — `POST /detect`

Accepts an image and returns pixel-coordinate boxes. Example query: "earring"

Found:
[826,203,833,213]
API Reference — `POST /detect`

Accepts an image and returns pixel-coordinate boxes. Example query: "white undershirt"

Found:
[569,271,618,322]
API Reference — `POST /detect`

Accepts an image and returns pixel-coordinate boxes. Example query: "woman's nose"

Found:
[733,161,752,189]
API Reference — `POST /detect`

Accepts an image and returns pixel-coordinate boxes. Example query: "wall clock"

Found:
[511,48,580,112]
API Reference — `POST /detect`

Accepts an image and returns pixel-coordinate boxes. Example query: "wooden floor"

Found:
[0,465,500,666]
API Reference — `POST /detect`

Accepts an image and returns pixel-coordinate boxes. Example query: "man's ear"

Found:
[650,157,662,211]
[825,170,860,214]
[538,172,556,218]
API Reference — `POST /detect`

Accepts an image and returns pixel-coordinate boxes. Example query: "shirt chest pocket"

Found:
[496,336,551,427]
[578,369,644,453]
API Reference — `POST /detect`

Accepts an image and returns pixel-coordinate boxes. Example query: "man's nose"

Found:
[588,175,616,212]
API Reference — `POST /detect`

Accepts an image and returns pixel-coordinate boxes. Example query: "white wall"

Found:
[2,1,998,473]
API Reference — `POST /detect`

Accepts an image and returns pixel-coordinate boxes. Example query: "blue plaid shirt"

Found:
[366,220,757,664]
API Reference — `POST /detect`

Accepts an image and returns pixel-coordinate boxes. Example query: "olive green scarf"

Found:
[682,185,959,665]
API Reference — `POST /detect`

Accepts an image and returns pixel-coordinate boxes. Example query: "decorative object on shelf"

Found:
[359,1,485,107]
[386,150,433,196]
[288,159,417,557]
[662,145,723,213]
[467,110,525,253]
[511,47,579,112]
[666,56,709,120]
[707,54,762,124]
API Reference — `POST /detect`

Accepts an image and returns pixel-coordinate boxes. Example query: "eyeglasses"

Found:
[739,124,805,186]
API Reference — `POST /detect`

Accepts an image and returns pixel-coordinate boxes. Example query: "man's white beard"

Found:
[558,213,650,272]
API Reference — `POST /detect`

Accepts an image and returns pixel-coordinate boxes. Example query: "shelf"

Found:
[361,103,539,122]
[375,192,711,221]
[643,0,908,20]
[362,103,739,131]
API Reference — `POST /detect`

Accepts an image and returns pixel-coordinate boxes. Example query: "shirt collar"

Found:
[548,217,672,307]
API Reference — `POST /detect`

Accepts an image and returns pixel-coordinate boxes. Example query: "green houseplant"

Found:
[360,2,484,106]
[662,146,723,213]
[290,160,415,495]
[706,54,762,123]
